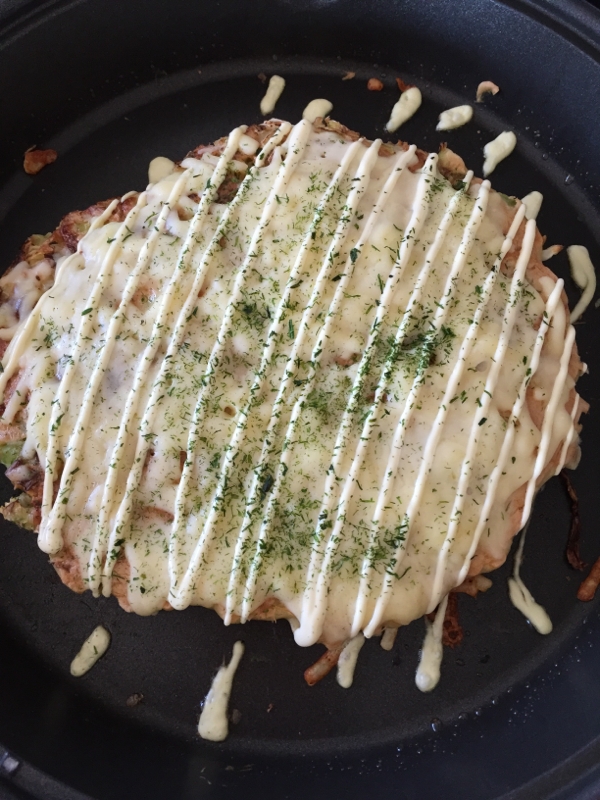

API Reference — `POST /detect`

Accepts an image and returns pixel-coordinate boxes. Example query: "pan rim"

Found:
[0,0,599,798]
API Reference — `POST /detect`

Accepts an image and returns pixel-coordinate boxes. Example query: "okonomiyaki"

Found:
[0,117,586,660]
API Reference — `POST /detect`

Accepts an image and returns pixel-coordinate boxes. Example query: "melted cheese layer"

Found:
[0,121,580,647]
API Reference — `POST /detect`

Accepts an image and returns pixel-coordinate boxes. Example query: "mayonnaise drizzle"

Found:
[280,144,422,644]
[430,207,531,607]
[508,526,552,634]
[436,105,473,131]
[40,193,156,554]
[360,178,493,639]
[386,86,422,132]
[170,121,312,609]
[197,641,244,741]
[222,137,366,624]
[520,324,576,526]
[568,245,596,323]
[415,595,447,692]
[260,75,286,116]
[70,625,110,677]
[555,394,580,475]
[456,278,567,586]
[337,633,365,688]
[95,126,253,595]
[99,124,285,596]
[0,201,118,404]
[302,99,333,123]
[0,120,582,650]
[483,131,517,177]
[242,137,394,624]
[297,160,473,645]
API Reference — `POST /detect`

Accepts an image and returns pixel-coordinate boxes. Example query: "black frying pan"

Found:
[1,1,600,797]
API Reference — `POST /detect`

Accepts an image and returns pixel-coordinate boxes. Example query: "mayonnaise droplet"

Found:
[508,525,552,634]
[260,75,286,116]
[70,625,111,677]
[568,245,596,323]
[482,131,517,177]
[415,595,447,692]
[508,579,553,634]
[198,641,244,741]
[436,105,473,131]
[385,87,422,133]
[302,98,333,123]
[336,633,365,688]
[521,190,543,221]
[148,157,175,186]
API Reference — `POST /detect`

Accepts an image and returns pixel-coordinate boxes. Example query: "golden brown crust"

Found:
[51,545,85,594]
[437,145,470,185]
[314,116,431,171]
[59,196,139,252]
[454,574,493,596]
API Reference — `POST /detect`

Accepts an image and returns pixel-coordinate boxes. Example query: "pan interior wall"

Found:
[0,2,600,799]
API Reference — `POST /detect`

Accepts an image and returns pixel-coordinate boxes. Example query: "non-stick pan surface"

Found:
[1,1,600,797]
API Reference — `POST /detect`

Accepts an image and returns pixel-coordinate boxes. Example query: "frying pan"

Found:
[0,0,600,797]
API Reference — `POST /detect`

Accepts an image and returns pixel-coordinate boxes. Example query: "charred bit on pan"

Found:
[23,147,58,176]
[125,692,144,707]
[578,557,600,602]
[476,80,500,102]
[396,77,414,92]
[428,592,464,648]
[542,243,564,262]
[560,470,585,571]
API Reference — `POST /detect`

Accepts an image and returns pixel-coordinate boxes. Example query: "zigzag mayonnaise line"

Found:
[221,138,367,624]
[294,156,456,644]
[359,181,492,639]
[0,201,119,405]
[251,144,424,637]
[428,207,530,608]
[169,121,314,609]
[238,137,385,623]
[89,126,248,594]
[520,324,577,527]
[103,122,291,594]
[456,278,567,586]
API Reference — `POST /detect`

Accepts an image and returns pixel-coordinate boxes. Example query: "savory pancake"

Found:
[0,117,586,651]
